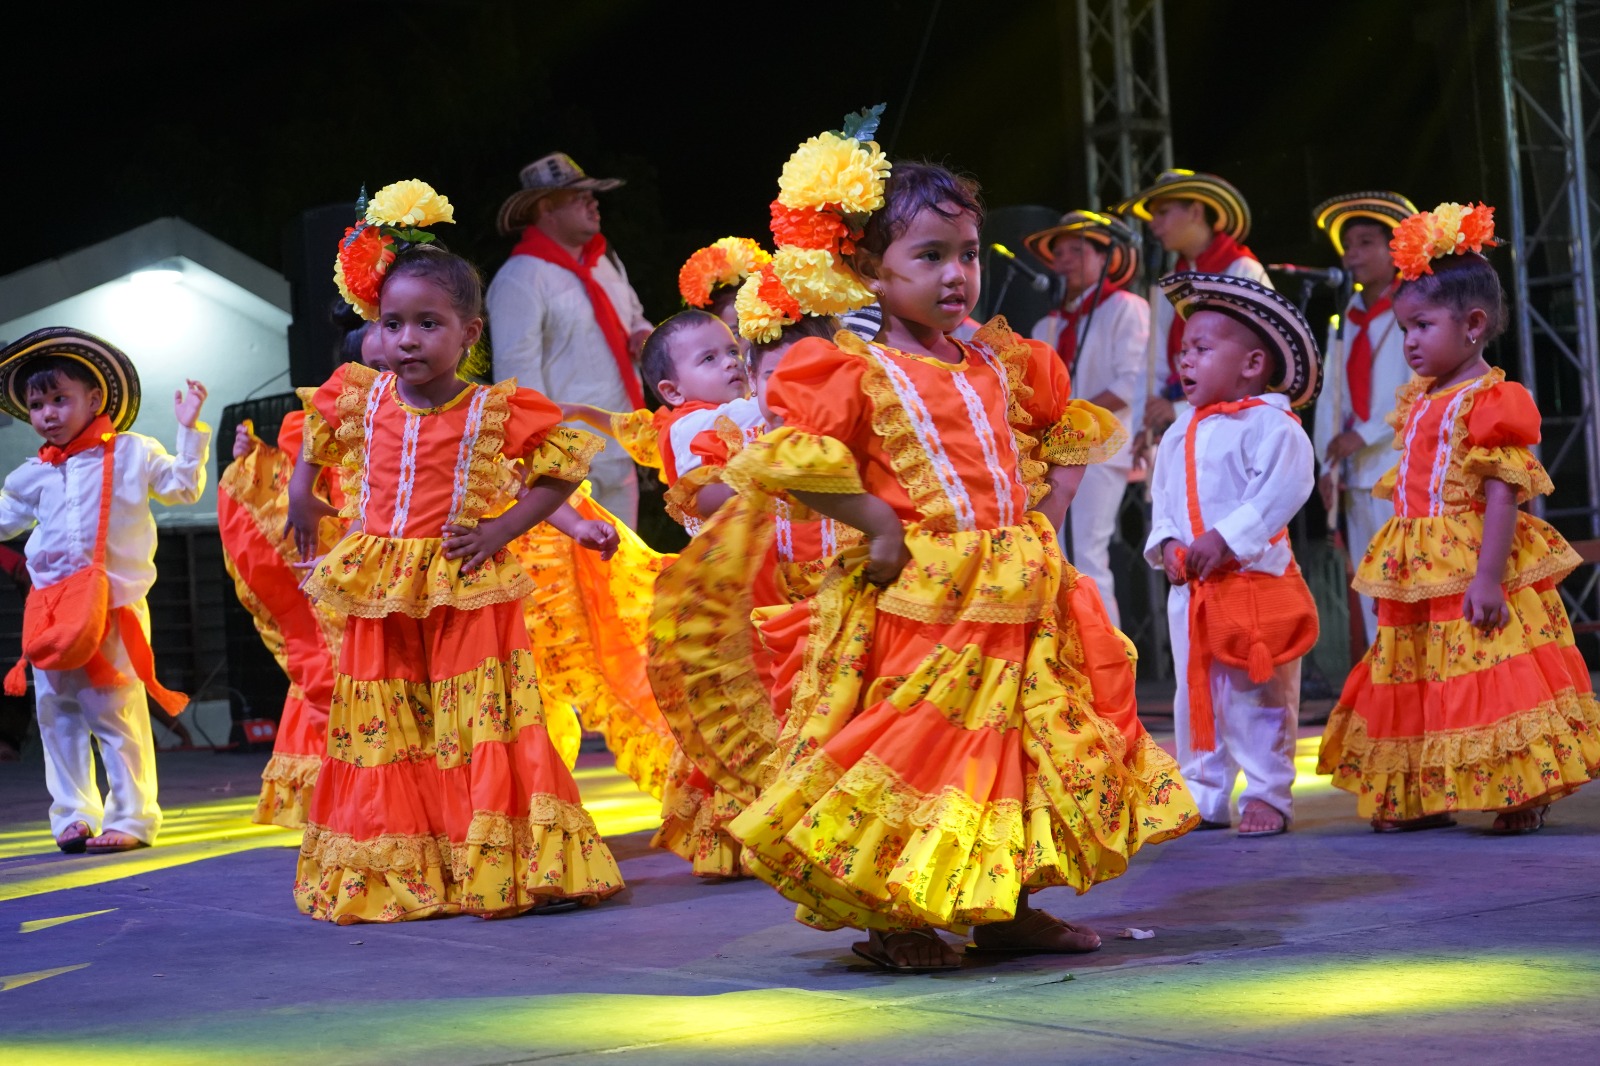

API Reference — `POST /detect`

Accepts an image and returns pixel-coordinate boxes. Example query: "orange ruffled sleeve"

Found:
[301,363,374,466]
[502,386,604,484]
[724,338,868,498]
[609,408,663,470]
[1459,380,1554,504]
[1011,335,1127,466]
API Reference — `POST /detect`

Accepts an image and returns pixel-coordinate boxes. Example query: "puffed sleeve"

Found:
[609,408,662,469]
[500,385,605,484]
[725,337,869,497]
[1014,336,1127,466]
[300,363,376,466]
[1459,380,1554,503]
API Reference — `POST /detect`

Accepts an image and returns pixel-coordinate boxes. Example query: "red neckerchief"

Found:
[1165,232,1260,383]
[1051,281,1120,374]
[511,226,646,409]
[651,401,720,485]
[1343,277,1399,424]
[38,414,114,466]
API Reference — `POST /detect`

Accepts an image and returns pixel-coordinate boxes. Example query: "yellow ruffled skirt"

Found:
[655,499,1197,932]
[1318,512,1600,818]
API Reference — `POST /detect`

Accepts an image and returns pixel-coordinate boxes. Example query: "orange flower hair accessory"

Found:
[333,179,455,321]
[734,263,803,343]
[1390,201,1497,281]
[678,237,772,308]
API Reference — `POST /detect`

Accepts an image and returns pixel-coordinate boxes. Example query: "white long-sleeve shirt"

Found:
[485,251,653,410]
[668,397,766,481]
[1143,394,1312,577]
[1313,291,1410,490]
[1031,287,1149,468]
[0,425,211,606]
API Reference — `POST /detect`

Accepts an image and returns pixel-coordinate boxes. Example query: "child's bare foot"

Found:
[852,928,961,972]
[1237,800,1288,837]
[971,908,1102,954]
[56,820,92,853]
[1490,806,1548,835]
[85,830,148,854]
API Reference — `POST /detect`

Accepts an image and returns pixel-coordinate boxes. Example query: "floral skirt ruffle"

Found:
[509,485,677,799]
[1317,576,1600,818]
[1353,511,1580,603]
[663,502,1196,933]
[254,690,323,829]
[650,747,747,879]
[293,599,622,922]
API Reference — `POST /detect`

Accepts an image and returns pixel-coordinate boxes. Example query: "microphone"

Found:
[1268,263,1348,287]
[990,243,1052,292]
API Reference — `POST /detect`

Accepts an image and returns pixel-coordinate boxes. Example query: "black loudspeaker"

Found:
[283,204,357,388]
[976,205,1064,333]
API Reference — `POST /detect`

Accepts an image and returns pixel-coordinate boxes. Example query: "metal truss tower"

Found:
[1076,0,1174,209]
[1496,0,1600,539]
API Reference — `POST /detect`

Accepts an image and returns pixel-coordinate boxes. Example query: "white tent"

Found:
[0,217,293,523]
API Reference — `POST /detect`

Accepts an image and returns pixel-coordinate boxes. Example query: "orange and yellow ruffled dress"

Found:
[1317,370,1600,817]
[219,410,346,828]
[292,363,623,923]
[508,481,677,798]
[653,320,1198,934]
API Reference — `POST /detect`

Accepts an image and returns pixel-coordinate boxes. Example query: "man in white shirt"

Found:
[1024,210,1148,628]
[487,153,653,527]
[1311,192,1417,645]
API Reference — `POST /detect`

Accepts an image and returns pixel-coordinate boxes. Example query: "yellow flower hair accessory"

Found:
[765,105,890,319]
[678,237,772,308]
[1390,201,1497,281]
[734,264,802,343]
[333,179,456,321]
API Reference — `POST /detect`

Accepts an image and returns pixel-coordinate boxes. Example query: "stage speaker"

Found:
[976,204,1064,331]
[283,204,357,388]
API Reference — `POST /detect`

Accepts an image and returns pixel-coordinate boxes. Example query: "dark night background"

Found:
[8,0,1505,324]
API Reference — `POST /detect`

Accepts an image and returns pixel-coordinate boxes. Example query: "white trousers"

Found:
[585,445,640,530]
[1341,487,1391,647]
[1062,461,1128,630]
[35,598,162,843]
[1167,583,1299,824]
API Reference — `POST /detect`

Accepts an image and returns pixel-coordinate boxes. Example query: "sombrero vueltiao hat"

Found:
[1114,169,1252,242]
[1313,191,1419,254]
[0,327,140,430]
[1023,210,1141,288]
[1159,272,1320,409]
[496,152,625,235]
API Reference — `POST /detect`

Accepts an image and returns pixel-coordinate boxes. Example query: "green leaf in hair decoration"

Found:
[837,103,886,144]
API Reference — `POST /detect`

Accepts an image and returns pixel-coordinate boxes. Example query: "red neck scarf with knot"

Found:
[511,226,646,409]
[39,414,113,465]
[1342,277,1400,424]
[1052,281,1120,374]
[1165,232,1260,383]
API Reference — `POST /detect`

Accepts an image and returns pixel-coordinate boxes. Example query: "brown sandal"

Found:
[969,908,1102,955]
[1489,806,1548,835]
[1371,813,1457,834]
[851,928,961,973]
[56,821,93,854]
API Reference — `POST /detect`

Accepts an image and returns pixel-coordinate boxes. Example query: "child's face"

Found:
[1340,222,1399,292]
[1176,310,1269,407]
[656,318,747,407]
[869,203,981,334]
[1049,234,1108,294]
[27,374,104,448]
[1395,290,1483,381]
[1147,198,1209,253]
[751,342,793,426]
[378,274,482,399]
[359,321,391,372]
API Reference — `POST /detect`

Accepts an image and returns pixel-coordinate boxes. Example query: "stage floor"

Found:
[3,729,1599,1065]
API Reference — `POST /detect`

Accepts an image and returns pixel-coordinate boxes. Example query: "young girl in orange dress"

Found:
[1317,203,1600,833]
[288,180,622,921]
[653,111,1198,972]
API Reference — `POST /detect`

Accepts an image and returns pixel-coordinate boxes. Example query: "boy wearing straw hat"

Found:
[487,152,653,527]
[0,328,209,853]
[1116,170,1273,436]
[1144,274,1319,837]
[1311,192,1417,645]
[1024,210,1149,628]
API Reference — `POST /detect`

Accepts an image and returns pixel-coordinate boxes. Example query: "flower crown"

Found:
[1389,201,1497,282]
[333,179,456,321]
[679,237,772,308]
[736,105,891,343]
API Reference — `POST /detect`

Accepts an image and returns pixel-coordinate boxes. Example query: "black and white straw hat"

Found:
[1313,191,1418,254]
[1114,169,1252,242]
[1159,272,1321,409]
[1023,210,1141,288]
[0,327,141,430]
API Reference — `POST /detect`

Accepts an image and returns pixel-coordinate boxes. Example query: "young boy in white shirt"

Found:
[1145,274,1319,837]
[0,328,209,853]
